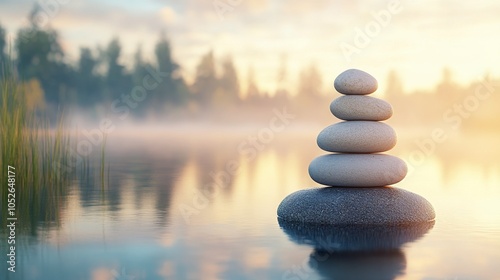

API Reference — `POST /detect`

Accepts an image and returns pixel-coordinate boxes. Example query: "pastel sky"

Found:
[1,0,500,95]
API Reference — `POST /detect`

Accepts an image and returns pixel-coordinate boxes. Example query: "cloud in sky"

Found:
[1,0,500,93]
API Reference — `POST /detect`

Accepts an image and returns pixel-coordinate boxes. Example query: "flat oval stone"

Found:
[308,154,407,187]
[277,187,435,224]
[330,96,393,121]
[317,121,396,153]
[334,69,378,95]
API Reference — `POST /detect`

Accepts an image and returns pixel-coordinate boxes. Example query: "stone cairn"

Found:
[310,69,406,187]
[278,69,435,225]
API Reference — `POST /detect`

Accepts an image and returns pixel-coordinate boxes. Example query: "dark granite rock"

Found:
[278,218,434,252]
[277,187,435,225]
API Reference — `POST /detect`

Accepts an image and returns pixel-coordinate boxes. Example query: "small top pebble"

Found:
[334,69,378,95]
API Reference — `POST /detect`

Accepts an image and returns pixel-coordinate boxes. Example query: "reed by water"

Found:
[0,61,107,233]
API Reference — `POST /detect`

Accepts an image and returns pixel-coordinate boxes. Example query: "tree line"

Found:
[0,8,328,121]
[4,7,496,126]
[0,9,189,117]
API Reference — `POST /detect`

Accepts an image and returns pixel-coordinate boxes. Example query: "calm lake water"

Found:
[3,126,500,280]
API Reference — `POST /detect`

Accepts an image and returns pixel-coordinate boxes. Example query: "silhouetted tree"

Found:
[154,33,186,109]
[274,54,290,101]
[15,5,72,104]
[155,33,177,77]
[385,70,404,98]
[436,68,459,95]
[132,45,149,85]
[76,47,102,106]
[0,23,5,64]
[103,38,131,100]
[215,56,240,105]
[130,45,155,116]
[245,66,261,103]
[276,54,288,89]
[296,63,323,104]
[192,50,217,107]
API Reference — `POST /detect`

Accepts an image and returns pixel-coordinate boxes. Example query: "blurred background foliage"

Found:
[0,5,499,130]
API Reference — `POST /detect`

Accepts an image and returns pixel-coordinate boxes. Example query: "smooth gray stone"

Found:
[278,218,434,251]
[277,187,435,224]
[330,95,393,121]
[317,121,396,153]
[334,69,378,95]
[308,154,407,187]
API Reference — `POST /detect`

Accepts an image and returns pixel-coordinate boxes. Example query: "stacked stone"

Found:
[277,69,435,225]
[309,69,407,187]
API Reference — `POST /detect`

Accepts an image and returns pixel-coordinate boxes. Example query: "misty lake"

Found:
[2,126,500,280]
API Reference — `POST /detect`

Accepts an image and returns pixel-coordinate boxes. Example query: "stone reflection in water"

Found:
[278,218,434,251]
[309,249,406,280]
[279,219,434,280]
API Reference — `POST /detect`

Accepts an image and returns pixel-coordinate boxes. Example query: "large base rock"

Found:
[277,187,435,225]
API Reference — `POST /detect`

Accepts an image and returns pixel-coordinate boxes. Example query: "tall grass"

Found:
[101,132,107,189]
[0,61,76,232]
[0,59,110,235]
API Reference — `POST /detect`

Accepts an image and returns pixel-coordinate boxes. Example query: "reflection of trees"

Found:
[432,134,500,180]
[0,170,70,279]
[75,143,189,226]
[194,140,239,195]
[152,154,187,226]
[396,129,500,182]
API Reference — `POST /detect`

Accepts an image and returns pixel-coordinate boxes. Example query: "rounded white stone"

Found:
[334,69,378,95]
[330,96,393,121]
[317,121,396,153]
[308,154,408,187]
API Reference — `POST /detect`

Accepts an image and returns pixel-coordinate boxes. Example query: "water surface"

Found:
[3,128,500,280]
